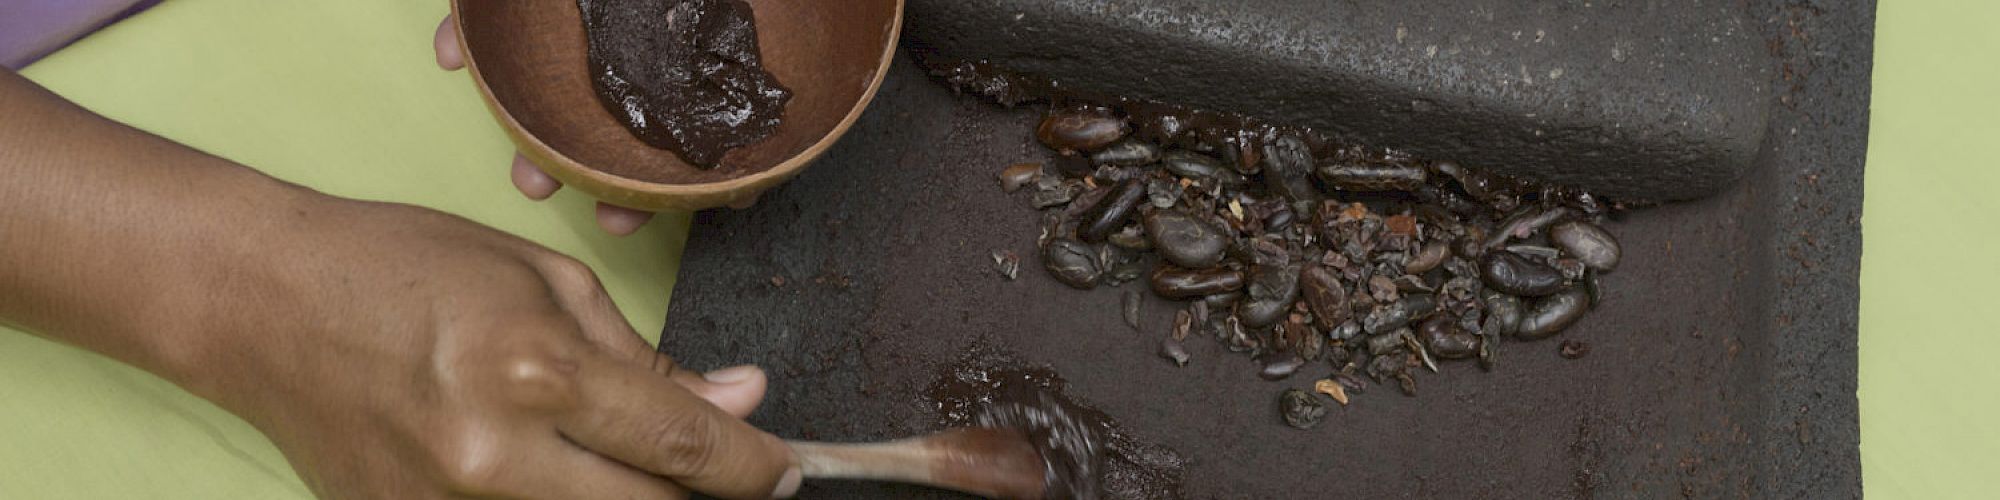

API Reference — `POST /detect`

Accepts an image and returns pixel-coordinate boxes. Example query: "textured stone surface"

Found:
[659,1,1864,497]
[902,0,1774,202]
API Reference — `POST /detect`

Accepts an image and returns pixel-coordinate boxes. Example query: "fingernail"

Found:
[772,465,802,498]
[703,365,761,385]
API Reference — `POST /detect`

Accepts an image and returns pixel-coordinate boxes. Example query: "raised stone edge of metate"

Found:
[902,0,1774,203]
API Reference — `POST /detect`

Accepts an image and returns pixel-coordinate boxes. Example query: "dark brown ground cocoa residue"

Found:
[927,355,1186,500]
[579,0,790,168]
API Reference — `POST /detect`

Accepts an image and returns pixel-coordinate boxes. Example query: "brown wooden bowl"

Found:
[452,0,904,211]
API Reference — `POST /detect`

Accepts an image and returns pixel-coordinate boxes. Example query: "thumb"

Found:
[561,354,800,499]
[688,365,771,418]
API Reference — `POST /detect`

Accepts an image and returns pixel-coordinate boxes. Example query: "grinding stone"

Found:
[902,0,1774,202]
[661,0,1864,497]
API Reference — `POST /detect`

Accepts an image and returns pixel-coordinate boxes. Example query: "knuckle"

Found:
[494,348,582,410]
[646,410,729,476]
[645,351,682,377]
[540,256,603,292]
[430,431,506,493]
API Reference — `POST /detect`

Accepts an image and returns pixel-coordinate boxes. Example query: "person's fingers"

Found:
[561,357,800,499]
[536,260,679,380]
[560,317,768,418]
[511,154,562,200]
[538,258,650,360]
[686,365,768,418]
[596,202,656,236]
[496,439,688,500]
[507,146,652,237]
[539,268,771,419]
[434,14,464,70]
[605,349,768,419]
[568,321,770,418]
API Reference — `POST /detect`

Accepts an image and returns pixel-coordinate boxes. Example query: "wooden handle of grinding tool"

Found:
[786,427,1046,499]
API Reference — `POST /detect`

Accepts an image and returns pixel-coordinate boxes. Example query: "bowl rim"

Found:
[450,0,905,207]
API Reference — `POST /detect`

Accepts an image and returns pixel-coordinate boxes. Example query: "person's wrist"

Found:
[142,178,346,405]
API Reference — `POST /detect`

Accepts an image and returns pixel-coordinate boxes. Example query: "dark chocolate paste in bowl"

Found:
[579,0,791,168]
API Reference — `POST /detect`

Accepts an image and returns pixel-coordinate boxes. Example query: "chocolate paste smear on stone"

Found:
[579,0,790,168]
[929,359,1187,500]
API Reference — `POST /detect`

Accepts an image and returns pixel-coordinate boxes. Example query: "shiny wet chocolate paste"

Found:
[579,0,790,168]
[928,358,1187,499]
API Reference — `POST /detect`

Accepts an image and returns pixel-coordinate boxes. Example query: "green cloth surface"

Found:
[1859,1,2000,497]
[2,0,688,498]
[3,0,1997,498]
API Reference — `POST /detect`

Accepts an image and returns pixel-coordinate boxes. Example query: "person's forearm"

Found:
[0,69,321,384]
[1,68,804,500]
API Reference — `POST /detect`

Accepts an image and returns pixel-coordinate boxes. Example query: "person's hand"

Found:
[430,14,659,236]
[5,58,795,499]
[433,14,764,235]
[178,198,800,499]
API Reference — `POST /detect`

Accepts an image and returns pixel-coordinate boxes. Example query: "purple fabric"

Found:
[2,0,162,69]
